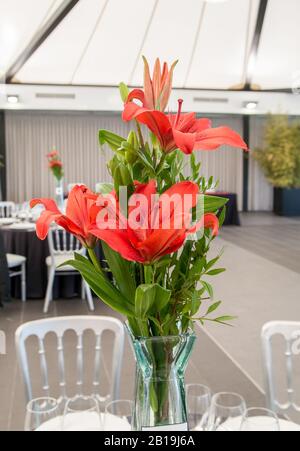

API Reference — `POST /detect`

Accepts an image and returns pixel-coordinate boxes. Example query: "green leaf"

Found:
[202,281,214,299]
[214,316,237,325]
[135,284,171,319]
[95,182,114,194]
[99,130,126,151]
[102,242,136,301]
[119,82,129,102]
[206,301,222,315]
[219,206,227,227]
[61,256,134,317]
[202,195,229,213]
[206,268,226,276]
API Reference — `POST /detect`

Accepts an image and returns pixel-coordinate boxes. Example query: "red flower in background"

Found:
[30,185,99,248]
[123,99,248,155]
[123,56,177,120]
[90,180,219,264]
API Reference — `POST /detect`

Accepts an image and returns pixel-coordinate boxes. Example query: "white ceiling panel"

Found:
[186,0,260,89]
[252,0,300,90]
[16,0,108,84]
[73,0,157,85]
[0,0,63,78]
[130,0,206,88]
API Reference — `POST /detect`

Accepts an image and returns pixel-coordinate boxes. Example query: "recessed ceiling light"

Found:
[244,101,258,110]
[7,95,19,104]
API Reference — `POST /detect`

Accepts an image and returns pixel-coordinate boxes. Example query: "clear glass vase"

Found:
[126,325,196,431]
[54,177,64,210]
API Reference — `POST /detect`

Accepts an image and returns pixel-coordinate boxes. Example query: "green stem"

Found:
[136,121,145,150]
[87,248,103,274]
[144,265,153,284]
[156,153,166,175]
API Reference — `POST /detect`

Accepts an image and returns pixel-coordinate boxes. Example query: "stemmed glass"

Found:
[240,408,280,431]
[25,397,61,431]
[61,395,103,431]
[208,392,247,431]
[104,400,133,431]
[186,384,212,431]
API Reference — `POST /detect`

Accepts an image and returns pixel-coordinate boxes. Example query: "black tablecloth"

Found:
[0,232,10,306]
[213,192,240,226]
[1,228,105,300]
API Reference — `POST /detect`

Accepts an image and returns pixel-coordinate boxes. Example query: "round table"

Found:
[1,223,105,300]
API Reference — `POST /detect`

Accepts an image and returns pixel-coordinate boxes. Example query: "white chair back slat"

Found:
[57,335,67,399]
[38,338,50,398]
[262,321,300,416]
[76,334,84,395]
[93,334,102,390]
[15,316,125,403]
[48,228,85,262]
[0,201,15,218]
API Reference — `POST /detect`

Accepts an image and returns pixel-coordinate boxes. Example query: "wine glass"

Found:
[186,384,212,431]
[240,408,280,431]
[61,395,103,431]
[104,400,133,431]
[208,392,247,431]
[25,397,61,431]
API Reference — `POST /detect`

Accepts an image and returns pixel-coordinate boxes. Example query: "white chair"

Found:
[261,321,300,416]
[15,316,125,404]
[0,201,15,218]
[44,228,94,314]
[6,253,26,302]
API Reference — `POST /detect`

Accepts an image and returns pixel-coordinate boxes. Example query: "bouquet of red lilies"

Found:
[32,57,247,430]
[47,149,64,181]
[33,57,247,338]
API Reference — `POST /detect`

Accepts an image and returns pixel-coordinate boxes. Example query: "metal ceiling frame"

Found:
[4,0,292,93]
[5,0,80,83]
[244,0,269,90]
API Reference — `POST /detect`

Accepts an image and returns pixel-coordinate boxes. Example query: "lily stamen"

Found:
[175,99,184,127]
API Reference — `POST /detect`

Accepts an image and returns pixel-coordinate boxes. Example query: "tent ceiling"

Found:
[1,0,299,91]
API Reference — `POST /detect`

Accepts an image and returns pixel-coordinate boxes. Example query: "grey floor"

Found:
[1,212,299,431]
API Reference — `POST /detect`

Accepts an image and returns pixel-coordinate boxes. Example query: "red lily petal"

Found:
[30,198,60,213]
[195,126,248,150]
[160,60,178,111]
[126,88,145,104]
[122,102,148,122]
[35,210,61,240]
[134,110,172,148]
[204,213,219,236]
[189,118,212,133]
[173,129,196,155]
[90,228,145,263]
[152,58,161,105]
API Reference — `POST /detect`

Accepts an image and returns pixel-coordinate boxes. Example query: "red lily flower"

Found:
[30,185,99,248]
[123,99,248,155]
[123,56,177,121]
[90,181,219,264]
[49,160,63,168]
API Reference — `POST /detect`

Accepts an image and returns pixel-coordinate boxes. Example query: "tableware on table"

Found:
[104,400,133,431]
[0,217,16,226]
[208,392,247,431]
[25,397,61,431]
[240,408,280,431]
[186,384,212,431]
[61,395,103,431]
[8,222,36,230]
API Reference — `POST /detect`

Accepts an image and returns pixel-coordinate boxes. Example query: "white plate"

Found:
[0,218,16,226]
[36,412,131,432]
[8,222,36,230]
[219,416,300,431]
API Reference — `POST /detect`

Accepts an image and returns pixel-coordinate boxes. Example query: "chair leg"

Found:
[21,262,26,302]
[44,267,55,314]
[84,282,94,311]
[81,280,86,300]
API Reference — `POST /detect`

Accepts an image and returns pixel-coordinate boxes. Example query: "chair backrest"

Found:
[15,316,125,403]
[0,201,15,218]
[48,228,82,257]
[261,321,300,416]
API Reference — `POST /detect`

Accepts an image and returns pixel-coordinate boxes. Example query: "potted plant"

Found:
[31,56,247,431]
[254,115,300,216]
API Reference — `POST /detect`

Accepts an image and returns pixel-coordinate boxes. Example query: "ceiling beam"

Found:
[5,0,80,83]
[244,0,269,90]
